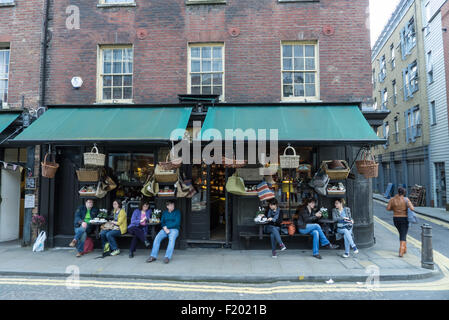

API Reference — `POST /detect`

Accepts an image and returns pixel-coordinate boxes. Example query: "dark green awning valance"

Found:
[199,105,384,144]
[0,113,20,134]
[13,107,192,144]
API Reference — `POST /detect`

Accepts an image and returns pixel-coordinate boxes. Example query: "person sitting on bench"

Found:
[146,200,181,264]
[296,198,338,259]
[100,199,127,256]
[264,198,287,259]
[69,199,99,257]
[127,201,152,258]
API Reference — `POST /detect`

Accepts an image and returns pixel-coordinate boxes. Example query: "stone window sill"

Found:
[97,2,136,8]
[0,2,15,7]
[186,0,226,5]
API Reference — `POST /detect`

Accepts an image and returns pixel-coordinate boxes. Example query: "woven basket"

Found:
[76,168,99,182]
[222,156,247,168]
[321,160,350,180]
[356,150,379,178]
[84,146,105,167]
[41,153,59,178]
[159,152,182,170]
[280,146,300,169]
[154,166,179,183]
[360,162,379,178]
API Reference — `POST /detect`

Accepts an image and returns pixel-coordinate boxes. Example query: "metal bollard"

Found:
[421,224,434,270]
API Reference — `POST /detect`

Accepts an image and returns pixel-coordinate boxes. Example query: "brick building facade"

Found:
[2,0,386,248]
[45,0,373,105]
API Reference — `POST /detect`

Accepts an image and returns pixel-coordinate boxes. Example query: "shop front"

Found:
[12,102,385,250]
[0,111,28,243]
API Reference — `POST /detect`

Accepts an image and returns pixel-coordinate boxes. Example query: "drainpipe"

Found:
[23,0,51,246]
[40,0,51,109]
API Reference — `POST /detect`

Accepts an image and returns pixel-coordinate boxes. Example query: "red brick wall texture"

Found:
[0,0,45,110]
[45,0,373,105]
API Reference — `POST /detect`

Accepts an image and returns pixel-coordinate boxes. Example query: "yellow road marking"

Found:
[0,217,448,294]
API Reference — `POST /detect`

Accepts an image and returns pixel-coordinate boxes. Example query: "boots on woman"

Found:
[399,241,406,257]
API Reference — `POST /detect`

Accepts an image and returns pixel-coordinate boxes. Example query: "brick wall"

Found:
[0,1,45,111]
[46,0,372,105]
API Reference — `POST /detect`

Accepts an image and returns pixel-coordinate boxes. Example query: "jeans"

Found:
[298,224,330,256]
[150,229,179,260]
[393,217,409,241]
[128,225,147,253]
[100,229,121,251]
[74,225,95,253]
[264,225,283,251]
[337,228,356,254]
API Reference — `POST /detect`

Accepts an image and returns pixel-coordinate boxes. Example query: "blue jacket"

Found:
[267,208,282,226]
[74,206,99,229]
[128,209,152,236]
[161,209,181,230]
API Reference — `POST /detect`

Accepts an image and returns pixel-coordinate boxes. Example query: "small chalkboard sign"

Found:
[25,177,37,190]
[384,183,394,199]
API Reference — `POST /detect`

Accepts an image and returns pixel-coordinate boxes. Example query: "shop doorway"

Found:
[435,162,446,208]
[187,164,227,244]
[0,169,21,242]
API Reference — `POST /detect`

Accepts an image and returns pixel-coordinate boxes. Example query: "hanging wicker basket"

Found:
[41,153,59,178]
[280,146,300,169]
[159,152,182,170]
[222,156,247,168]
[83,146,105,167]
[321,160,351,180]
[356,150,379,178]
[76,168,100,182]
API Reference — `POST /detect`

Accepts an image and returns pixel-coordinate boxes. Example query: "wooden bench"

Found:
[239,232,312,250]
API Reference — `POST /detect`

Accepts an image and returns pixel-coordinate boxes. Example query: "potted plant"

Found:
[319,207,329,219]
[31,214,46,242]
[152,209,162,223]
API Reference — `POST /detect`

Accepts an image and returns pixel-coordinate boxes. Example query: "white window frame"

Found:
[187,43,225,101]
[0,48,10,106]
[379,55,386,82]
[413,107,422,137]
[281,41,320,102]
[394,118,399,143]
[424,1,431,35]
[430,101,436,125]
[382,88,388,110]
[392,80,397,105]
[390,44,395,69]
[97,45,134,103]
[427,51,434,84]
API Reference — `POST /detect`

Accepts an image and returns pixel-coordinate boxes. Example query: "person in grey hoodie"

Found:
[332,198,358,258]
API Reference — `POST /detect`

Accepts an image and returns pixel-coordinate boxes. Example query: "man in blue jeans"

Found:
[69,199,99,257]
[146,200,181,264]
[296,198,338,259]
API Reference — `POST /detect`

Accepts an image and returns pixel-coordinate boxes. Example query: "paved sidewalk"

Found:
[0,218,439,283]
[374,193,449,223]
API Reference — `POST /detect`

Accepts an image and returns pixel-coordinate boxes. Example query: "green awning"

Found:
[199,105,383,144]
[0,113,20,134]
[13,107,192,143]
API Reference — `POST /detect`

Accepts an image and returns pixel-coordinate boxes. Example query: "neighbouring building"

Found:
[371,0,433,206]
[6,0,387,249]
[423,0,449,209]
[0,0,46,244]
